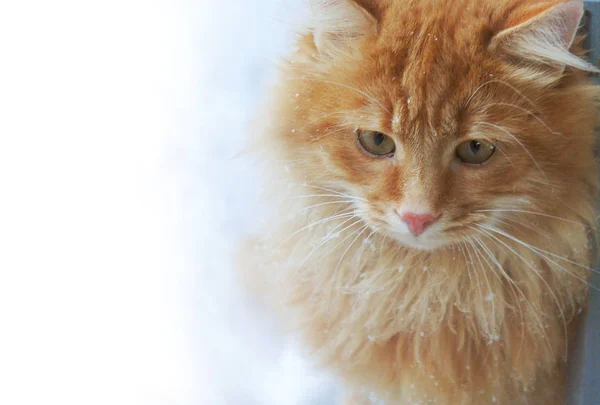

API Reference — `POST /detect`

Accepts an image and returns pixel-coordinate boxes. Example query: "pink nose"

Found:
[400,212,438,237]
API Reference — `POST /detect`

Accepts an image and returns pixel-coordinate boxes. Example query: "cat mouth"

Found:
[389,232,449,251]
[385,221,477,251]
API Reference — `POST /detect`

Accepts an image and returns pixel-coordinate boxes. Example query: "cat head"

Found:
[275,0,599,250]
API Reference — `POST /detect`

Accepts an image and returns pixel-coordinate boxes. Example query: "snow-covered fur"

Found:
[243,1,600,403]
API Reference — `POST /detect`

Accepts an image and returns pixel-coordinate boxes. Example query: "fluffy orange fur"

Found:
[243,1,599,404]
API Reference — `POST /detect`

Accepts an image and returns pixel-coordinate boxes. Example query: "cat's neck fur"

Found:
[262,197,589,404]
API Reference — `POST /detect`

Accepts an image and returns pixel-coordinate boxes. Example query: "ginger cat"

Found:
[243,1,600,403]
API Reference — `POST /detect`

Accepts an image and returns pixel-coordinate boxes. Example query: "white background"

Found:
[0,0,335,404]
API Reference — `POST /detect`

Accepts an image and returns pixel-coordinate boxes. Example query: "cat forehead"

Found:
[390,100,461,140]
[371,2,497,78]
[364,37,493,136]
[379,73,469,140]
[373,28,491,87]
[378,0,495,37]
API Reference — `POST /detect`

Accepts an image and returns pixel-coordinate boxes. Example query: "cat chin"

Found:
[390,234,449,251]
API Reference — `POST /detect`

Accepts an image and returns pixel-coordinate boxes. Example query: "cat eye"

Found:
[456,140,496,165]
[357,129,396,157]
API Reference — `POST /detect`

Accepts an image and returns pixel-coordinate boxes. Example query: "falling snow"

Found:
[489,335,500,344]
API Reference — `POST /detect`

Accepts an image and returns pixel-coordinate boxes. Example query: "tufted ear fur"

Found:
[309,0,378,57]
[491,0,599,76]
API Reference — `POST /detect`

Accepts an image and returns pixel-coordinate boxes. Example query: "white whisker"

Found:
[486,102,564,138]
[473,238,528,360]
[457,244,475,306]
[289,183,368,202]
[471,228,556,356]
[467,239,497,336]
[474,121,548,182]
[329,225,369,298]
[291,77,392,115]
[473,225,569,359]
[466,79,544,116]
[472,213,552,239]
[288,194,363,200]
[464,242,492,337]
[478,224,600,285]
[296,218,364,271]
[275,210,356,250]
[300,200,358,213]
[308,127,349,143]
[474,209,588,227]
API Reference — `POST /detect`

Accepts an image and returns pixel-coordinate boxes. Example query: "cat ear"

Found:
[309,0,377,57]
[491,0,598,75]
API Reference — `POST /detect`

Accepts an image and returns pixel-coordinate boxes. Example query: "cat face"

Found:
[298,70,540,250]
[278,0,597,251]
